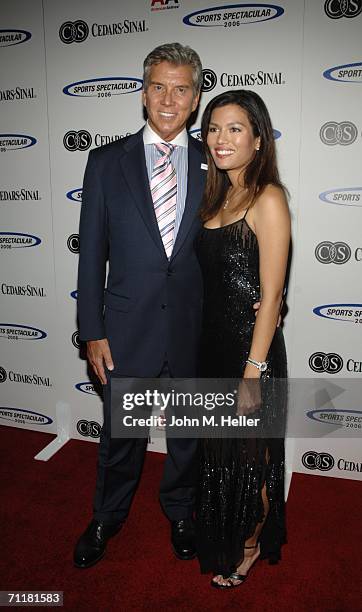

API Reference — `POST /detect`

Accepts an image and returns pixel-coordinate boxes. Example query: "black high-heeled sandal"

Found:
[210,543,260,589]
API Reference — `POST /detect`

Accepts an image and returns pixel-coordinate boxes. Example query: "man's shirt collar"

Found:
[143,121,188,148]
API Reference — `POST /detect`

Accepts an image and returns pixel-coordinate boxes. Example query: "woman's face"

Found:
[206,104,260,176]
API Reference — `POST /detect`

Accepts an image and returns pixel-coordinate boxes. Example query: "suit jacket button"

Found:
[161,303,167,309]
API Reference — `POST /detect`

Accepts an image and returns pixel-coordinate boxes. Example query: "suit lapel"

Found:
[119,129,166,257]
[171,135,205,260]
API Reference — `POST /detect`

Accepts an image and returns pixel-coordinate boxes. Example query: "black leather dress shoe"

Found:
[171,518,196,560]
[73,519,122,568]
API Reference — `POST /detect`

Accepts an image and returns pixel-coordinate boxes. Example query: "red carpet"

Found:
[1,426,361,612]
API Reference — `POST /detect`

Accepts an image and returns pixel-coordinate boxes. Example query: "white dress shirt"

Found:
[143,121,188,240]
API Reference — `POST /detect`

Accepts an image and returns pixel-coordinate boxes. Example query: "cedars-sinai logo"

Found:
[202,69,217,92]
[309,352,343,374]
[302,451,334,471]
[319,121,358,145]
[59,21,89,44]
[183,4,284,27]
[315,241,351,264]
[76,419,101,438]
[324,0,362,19]
[72,330,80,349]
[63,130,92,151]
[67,234,79,253]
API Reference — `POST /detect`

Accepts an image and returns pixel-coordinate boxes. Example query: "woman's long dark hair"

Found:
[200,89,286,222]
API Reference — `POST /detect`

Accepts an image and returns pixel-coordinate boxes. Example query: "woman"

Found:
[195,90,290,588]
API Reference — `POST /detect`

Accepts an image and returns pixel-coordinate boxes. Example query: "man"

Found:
[74,43,205,568]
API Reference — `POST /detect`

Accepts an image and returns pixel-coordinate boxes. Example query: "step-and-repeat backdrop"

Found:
[1,0,361,481]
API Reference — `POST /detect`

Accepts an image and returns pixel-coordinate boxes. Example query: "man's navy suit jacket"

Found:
[77,128,206,377]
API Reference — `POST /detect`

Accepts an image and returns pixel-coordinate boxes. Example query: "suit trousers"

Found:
[93,362,198,524]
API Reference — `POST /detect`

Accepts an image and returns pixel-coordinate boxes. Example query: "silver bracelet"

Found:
[246,357,267,372]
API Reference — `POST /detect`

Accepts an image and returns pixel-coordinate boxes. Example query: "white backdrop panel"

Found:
[0,0,57,433]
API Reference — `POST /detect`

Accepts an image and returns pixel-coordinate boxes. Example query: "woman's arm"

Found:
[244,184,291,379]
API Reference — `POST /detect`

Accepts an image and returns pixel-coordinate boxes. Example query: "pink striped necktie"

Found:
[150,142,177,259]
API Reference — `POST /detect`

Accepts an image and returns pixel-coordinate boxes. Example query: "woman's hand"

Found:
[236,367,261,416]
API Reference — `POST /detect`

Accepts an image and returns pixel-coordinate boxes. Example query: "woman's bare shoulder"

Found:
[251,185,290,232]
[254,184,289,215]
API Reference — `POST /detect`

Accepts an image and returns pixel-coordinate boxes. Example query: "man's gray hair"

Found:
[143,42,203,95]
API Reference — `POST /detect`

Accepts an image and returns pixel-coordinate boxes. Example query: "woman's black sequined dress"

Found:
[195,215,287,576]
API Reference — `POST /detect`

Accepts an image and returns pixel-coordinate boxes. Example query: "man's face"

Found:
[142,61,200,141]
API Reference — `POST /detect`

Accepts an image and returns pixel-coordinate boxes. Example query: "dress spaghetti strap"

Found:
[242,205,251,222]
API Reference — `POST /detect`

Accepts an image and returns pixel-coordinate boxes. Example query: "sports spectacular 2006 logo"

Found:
[307,409,362,431]
[0,406,52,425]
[66,188,82,203]
[323,61,362,83]
[63,77,143,98]
[183,4,284,27]
[0,232,41,250]
[75,382,97,396]
[0,134,37,152]
[0,29,32,47]
[319,187,362,207]
[313,304,362,323]
[0,324,47,341]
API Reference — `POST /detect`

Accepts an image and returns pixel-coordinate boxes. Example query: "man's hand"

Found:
[87,339,114,385]
[253,301,283,327]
